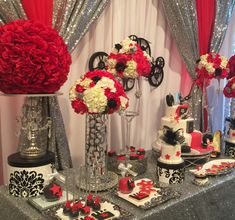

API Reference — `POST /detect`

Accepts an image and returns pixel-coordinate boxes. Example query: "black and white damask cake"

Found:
[156,126,185,185]
[7,151,55,197]
[225,118,235,158]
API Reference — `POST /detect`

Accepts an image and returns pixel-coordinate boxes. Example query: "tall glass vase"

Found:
[85,113,108,177]
[83,113,118,191]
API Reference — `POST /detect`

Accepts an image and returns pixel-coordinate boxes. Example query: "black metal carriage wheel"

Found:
[88,51,108,71]
[122,78,136,92]
[155,56,165,68]
[138,37,151,56]
[148,57,165,88]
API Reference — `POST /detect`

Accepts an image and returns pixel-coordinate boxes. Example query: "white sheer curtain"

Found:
[208,10,235,133]
[0,0,183,183]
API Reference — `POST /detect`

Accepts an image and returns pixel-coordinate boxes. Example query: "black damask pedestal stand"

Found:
[7,151,55,198]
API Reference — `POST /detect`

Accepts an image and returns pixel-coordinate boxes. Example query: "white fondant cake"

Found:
[158,142,183,164]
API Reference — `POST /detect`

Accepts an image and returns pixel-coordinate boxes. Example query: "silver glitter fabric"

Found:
[0,152,235,219]
[52,0,110,53]
[0,0,26,24]
[161,0,202,130]
[48,97,73,170]
[210,0,235,52]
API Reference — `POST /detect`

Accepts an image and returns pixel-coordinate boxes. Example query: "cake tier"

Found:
[161,117,194,134]
[158,142,184,164]
[229,128,235,140]
[7,151,55,198]
[156,159,185,184]
[165,104,189,118]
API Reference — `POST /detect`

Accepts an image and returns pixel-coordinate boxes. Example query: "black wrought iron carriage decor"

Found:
[88,35,165,92]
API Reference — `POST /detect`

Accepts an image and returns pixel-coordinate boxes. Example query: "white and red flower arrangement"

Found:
[195,52,228,88]
[224,55,235,98]
[69,70,129,114]
[0,19,71,94]
[106,37,151,78]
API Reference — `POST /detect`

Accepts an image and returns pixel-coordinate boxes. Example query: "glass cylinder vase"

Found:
[83,113,118,191]
[85,113,108,176]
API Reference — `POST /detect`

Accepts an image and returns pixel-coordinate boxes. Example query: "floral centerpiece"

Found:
[195,52,228,88]
[106,37,151,78]
[224,55,235,98]
[69,70,129,114]
[0,19,71,94]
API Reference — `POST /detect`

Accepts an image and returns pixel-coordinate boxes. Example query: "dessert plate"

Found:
[117,178,179,210]
[42,198,133,220]
[189,159,235,176]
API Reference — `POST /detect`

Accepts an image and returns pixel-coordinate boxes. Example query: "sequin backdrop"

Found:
[162,0,235,131]
[0,0,110,170]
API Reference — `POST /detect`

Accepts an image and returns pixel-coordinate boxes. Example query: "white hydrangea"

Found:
[205,63,214,73]
[69,85,77,101]
[120,38,137,54]
[80,78,92,89]
[221,57,228,68]
[119,96,128,111]
[83,87,107,113]
[96,77,116,92]
[124,60,138,78]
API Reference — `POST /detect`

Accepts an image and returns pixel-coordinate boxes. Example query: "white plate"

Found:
[189,159,235,176]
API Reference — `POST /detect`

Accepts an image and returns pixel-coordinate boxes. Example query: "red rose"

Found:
[0,20,71,94]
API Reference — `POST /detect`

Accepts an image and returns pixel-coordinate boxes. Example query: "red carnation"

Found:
[71,99,88,114]
[0,20,71,94]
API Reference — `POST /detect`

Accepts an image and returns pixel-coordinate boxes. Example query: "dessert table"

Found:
[0,152,235,220]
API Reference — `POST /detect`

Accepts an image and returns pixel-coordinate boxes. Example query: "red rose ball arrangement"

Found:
[69,70,129,114]
[0,19,71,94]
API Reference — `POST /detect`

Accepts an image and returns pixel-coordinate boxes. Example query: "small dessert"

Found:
[116,154,126,161]
[69,203,79,218]
[43,182,63,202]
[118,177,135,194]
[86,194,94,207]
[75,201,83,211]
[137,147,145,155]
[92,211,115,220]
[107,150,116,157]
[82,205,91,215]
[130,146,136,152]
[63,200,72,214]
[130,153,139,160]
[129,191,149,201]
[92,196,101,211]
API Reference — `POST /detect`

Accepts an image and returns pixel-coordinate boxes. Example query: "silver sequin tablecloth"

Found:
[0,152,235,220]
